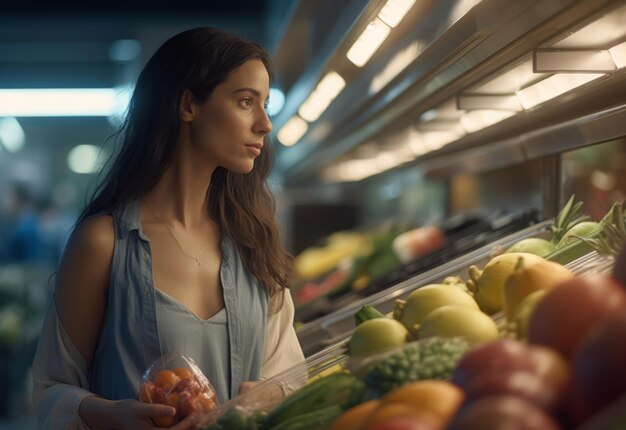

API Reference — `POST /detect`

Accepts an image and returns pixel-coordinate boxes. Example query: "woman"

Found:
[32,27,306,429]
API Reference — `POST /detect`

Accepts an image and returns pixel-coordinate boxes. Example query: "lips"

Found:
[245,143,263,156]
[245,143,264,150]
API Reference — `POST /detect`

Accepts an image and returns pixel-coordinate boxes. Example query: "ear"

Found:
[179,89,197,122]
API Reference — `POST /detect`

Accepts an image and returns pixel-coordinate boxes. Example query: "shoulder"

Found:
[69,215,115,257]
[58,214,115,283]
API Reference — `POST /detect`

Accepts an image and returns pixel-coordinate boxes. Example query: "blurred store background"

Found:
[2,0,626,428]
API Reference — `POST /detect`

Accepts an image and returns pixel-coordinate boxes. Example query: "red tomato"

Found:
[178,391,198,417]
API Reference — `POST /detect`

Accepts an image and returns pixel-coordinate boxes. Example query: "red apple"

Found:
[570,310,626,421]
[528,275,626,359]
[451,340,536,389]
[448,395,561,430]
[527,345,570,389]
[464,370,564,412]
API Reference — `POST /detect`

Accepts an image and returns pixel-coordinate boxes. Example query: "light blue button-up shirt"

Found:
[32,200,306,430]
[87,200,267,402]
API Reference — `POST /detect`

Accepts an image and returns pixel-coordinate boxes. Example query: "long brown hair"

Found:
[78,27,294,303]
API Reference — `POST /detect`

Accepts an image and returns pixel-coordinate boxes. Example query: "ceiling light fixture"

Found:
[298,72,346,122]
[0,88,125,117]
[515,73,604,109]
[347,18,391,67]
[277,116,308,146]
[609,40,626,69]
[378,0,416,28]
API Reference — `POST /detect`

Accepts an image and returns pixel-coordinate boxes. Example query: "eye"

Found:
[239,97,254,109]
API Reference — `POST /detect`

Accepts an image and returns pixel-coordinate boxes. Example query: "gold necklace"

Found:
[144,200,207,266]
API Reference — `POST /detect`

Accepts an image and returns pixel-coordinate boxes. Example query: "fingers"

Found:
[167,413,196,430]
[133,401,177,418]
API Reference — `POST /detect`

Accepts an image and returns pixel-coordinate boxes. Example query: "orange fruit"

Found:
[154,369,181,392]
[329,400,381,430]
[381,380,463,426]
[363,403,437,430]
[165,392,180,409]
[139,382,152,403]
[153,415,176,428]
[173,367,194,381]
[197,392,217,412]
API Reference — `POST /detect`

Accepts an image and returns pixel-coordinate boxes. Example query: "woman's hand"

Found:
[113,399,191,429]
[80,395,196,430]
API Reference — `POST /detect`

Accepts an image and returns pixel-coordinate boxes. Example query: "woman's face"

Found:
[187,59,272,174]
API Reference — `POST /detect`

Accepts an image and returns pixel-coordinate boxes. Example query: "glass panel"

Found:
[561,138,626,220]
[449,159,542,216]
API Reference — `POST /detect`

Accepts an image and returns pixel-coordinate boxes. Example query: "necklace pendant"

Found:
[195,256,202,266]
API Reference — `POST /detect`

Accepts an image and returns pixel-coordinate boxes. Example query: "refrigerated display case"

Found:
[243,1,626,426]
[268,0,626,359]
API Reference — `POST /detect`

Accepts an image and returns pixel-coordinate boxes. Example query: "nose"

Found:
[254,109,273,136]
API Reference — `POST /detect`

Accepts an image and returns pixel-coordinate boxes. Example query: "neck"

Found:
[144,130,217,228]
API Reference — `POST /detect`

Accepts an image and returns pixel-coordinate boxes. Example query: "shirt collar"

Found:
[117,200,149,242]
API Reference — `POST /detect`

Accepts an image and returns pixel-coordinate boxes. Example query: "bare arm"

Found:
[54,215,114,371]
[52,216,188,429]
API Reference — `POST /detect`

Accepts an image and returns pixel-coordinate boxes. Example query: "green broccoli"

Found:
[363,337,469,395]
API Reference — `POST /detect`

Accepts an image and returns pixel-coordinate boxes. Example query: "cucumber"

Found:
[354,305,385,326]
[263,372,364,429]
[217,406,250,430]
[269,405,343,430]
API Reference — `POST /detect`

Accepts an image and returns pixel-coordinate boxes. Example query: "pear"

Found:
[417,305,499,344]
[394,285,478,336]
[512,289,548,340]
[467,253,544,315]
[503,256,574,320]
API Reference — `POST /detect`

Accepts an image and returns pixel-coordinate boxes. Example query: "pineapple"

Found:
[579,201,626,256]
[550,195,591,245]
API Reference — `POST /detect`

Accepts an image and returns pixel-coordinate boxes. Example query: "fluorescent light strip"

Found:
[457,94,523,111]
[0,117,25,152]
[370,40,423,94]
[609,40,626,69]
[298,72,346,122]
[0,88,123,117]
[347,18,391,67]
[516,73,604,109]
[277,116,308,146]
[378,0,416,28]
[460,110,516,133]
[409,129,465,156]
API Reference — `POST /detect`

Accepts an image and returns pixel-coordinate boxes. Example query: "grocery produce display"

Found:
[198,245,625,429]
[194,198,626,429]
[292,209,539,324]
